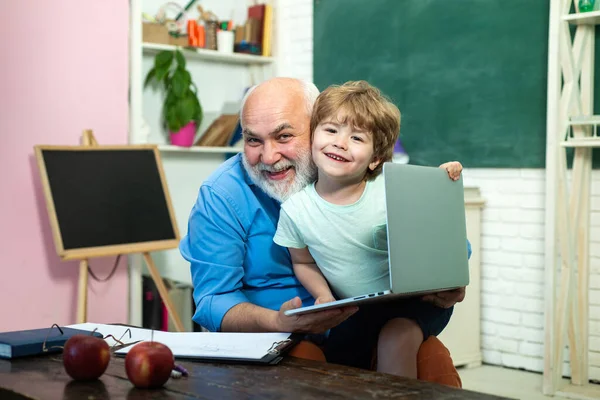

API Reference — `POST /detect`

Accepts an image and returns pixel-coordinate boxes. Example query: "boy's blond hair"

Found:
[310,80,401,179]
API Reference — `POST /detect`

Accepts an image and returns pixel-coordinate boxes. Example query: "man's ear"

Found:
[369,158,381,171]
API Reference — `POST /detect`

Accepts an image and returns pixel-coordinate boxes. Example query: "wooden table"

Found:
[0,354,510,399]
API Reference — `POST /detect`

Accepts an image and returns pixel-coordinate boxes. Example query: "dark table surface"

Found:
[0,353,511,400]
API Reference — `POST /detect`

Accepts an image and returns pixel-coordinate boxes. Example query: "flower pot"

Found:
[170,122,196,147]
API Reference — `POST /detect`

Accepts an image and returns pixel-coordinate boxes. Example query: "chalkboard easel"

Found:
[35,130,184,331]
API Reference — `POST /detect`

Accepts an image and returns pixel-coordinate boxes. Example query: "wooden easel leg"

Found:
[142,253,185,332]
[77,259,88,323]
[76,130,94,324]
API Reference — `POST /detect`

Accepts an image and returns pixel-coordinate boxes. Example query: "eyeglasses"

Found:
[41,324,66,353]
[42,324,137,354]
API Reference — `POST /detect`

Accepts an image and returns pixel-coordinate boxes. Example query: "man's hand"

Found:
[421,287,466,309]
[439,161,463,181]
[275,297,358,334]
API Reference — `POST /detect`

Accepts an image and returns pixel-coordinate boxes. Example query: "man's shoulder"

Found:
[202,154,248,197]
[198,154,274,223]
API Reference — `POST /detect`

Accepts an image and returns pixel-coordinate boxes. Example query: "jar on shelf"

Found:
[197,5,218,51]
[205,21,218,50]
[579,0,595,12]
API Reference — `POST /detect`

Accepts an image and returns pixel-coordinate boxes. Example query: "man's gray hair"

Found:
[239,78,320,127]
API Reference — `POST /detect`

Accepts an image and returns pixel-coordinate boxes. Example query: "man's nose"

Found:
[261,141,282,165]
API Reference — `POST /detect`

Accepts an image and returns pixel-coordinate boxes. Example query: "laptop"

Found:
[284,162,470,316]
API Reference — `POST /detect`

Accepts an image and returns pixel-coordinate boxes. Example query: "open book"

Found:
[67,323,296,365]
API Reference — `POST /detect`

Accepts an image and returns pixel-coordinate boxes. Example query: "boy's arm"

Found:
[289,247,335,304]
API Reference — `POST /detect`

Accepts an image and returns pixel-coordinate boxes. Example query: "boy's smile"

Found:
[324,152,349,162]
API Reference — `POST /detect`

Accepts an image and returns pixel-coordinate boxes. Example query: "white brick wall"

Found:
[464,169,600,380]
[277,0,600,381]
[273,0,313,82]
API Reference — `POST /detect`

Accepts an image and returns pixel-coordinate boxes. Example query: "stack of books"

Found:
[234,3,273,56]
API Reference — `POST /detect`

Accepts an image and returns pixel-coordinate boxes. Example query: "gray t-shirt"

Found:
[273,175,390,299]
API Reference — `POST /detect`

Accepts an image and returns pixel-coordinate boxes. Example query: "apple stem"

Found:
[151,329,154,343]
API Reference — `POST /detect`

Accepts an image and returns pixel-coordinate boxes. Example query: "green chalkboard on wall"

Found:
[315,0,556,168]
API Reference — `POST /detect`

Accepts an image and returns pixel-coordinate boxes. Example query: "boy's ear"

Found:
[369,159,381,171]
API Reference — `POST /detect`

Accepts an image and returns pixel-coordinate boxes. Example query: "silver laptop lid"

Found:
[383,163,470,294]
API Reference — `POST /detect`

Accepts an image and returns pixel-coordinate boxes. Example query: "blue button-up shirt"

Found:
[179,154,313,332]
[180,154,473,332]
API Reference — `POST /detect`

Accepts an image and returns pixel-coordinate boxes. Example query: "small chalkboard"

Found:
[35,145,179,260]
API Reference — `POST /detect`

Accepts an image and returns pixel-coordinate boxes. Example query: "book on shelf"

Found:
[248,4,265,49]
[233,4,272,56]
[195,114,240,147]
[262,4,273,57]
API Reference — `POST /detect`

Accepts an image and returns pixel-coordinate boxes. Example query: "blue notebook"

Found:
[0,327,103,359]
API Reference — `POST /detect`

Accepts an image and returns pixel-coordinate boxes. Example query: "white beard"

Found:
[242,148,317,202]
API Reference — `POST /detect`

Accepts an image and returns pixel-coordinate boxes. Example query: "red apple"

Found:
[125,341,174,389]
[63,334,110,381]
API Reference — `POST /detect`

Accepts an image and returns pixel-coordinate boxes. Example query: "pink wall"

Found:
[0,1,130,330]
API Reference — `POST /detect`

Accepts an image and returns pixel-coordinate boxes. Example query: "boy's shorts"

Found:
[323,296,453,370]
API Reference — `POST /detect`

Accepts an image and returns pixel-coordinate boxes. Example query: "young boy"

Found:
[273,80,466,378]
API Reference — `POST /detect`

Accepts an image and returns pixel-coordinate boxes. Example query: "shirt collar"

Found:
[239,154,257,188]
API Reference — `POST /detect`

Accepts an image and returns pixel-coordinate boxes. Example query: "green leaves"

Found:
[143,49,203,134]
[176,96,196,127]
[175,50,186,69]
[155,50,173,69]
[171,69,187,98]
[154,50,173,82]
[143,68,156,88]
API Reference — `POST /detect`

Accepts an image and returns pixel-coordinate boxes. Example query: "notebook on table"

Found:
[68,323,300,365]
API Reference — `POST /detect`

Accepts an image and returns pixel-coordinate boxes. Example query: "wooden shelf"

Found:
[568,115,600,126]
[556,383,600,400]
[560,138,600,148]
[563,10,600,25]
[157,145,242,154]
[142,43,274,65]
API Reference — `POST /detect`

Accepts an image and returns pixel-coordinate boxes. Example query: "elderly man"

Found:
[179,77,467,387]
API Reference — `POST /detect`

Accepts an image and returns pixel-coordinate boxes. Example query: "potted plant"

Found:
[144,49,203,146]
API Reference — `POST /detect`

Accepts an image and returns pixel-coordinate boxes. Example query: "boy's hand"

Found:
[315,295,336,305]
[439,161,462,181]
